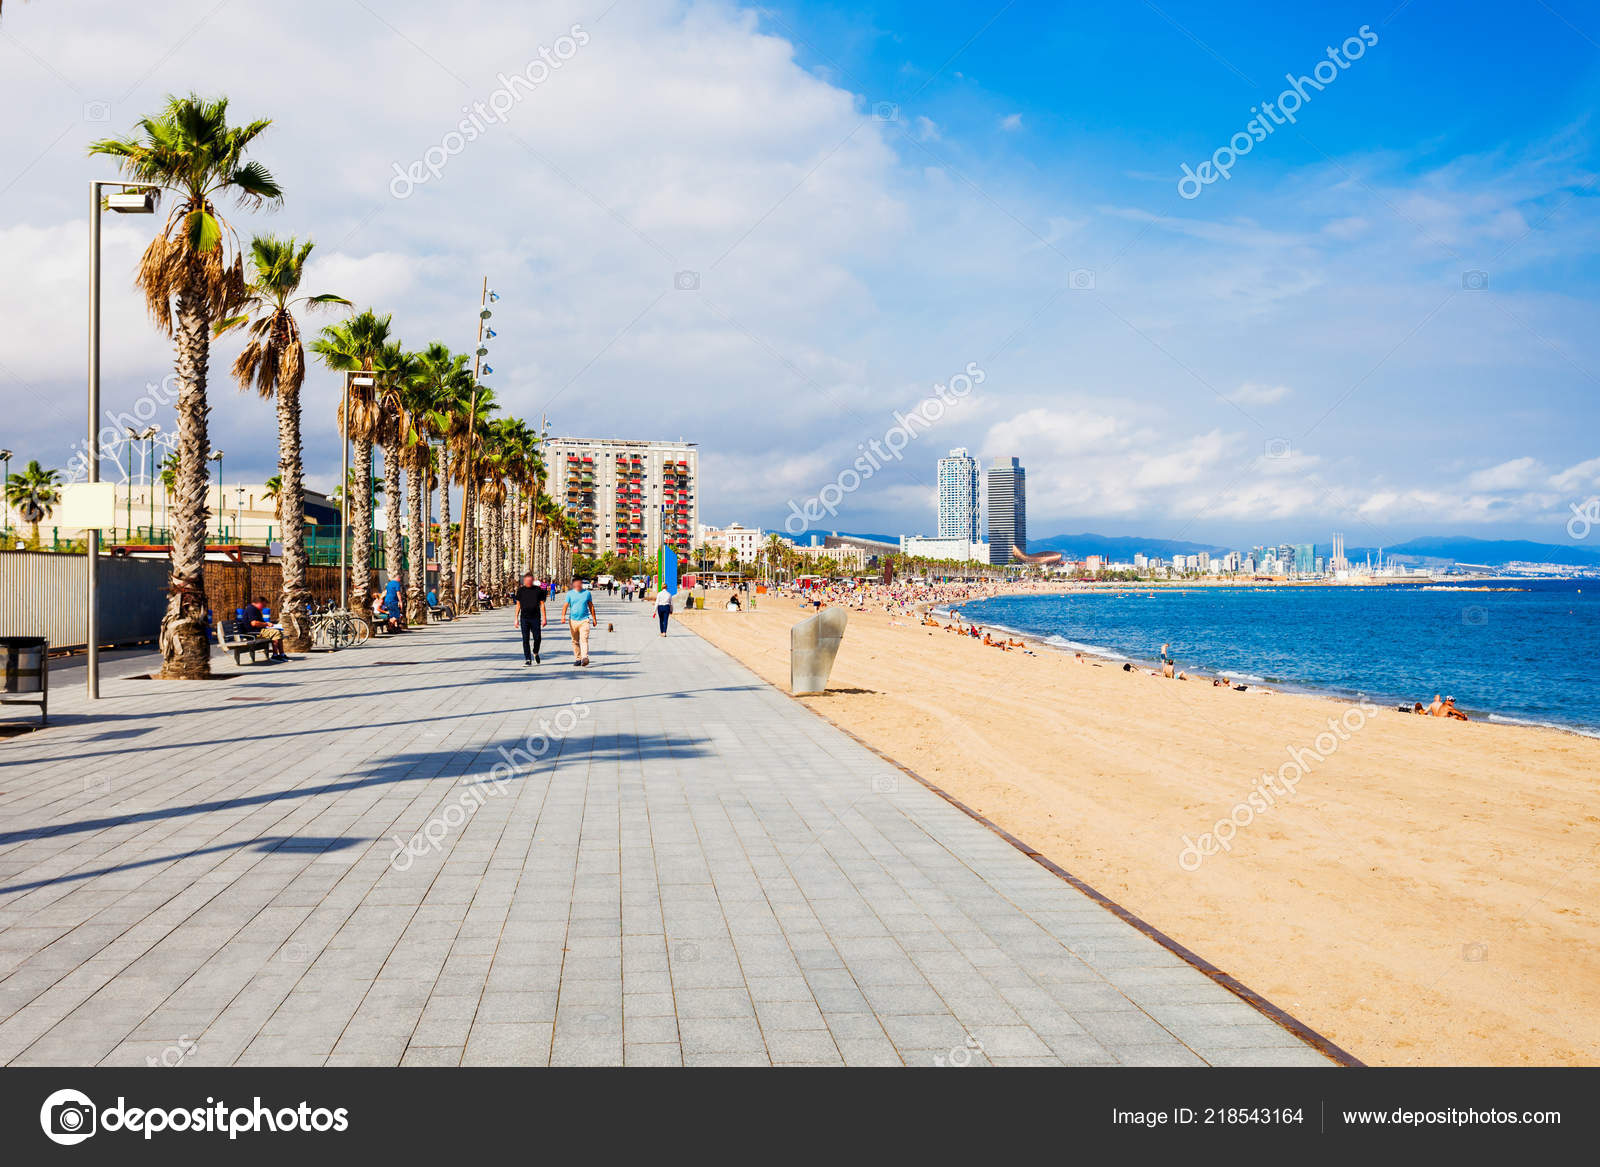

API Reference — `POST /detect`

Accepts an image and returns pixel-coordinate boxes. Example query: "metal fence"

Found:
[0,551,170,651]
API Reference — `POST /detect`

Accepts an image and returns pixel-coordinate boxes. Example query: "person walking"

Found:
[655,583,674,637]
[560,577,598,666]
[512,571,548,665]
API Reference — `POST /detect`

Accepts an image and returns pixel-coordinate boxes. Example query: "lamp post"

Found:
[0,448,11,541]
[209,450,224,542]
[124,425,156,540]
[141,425,160,536]
[235,483,244,545]
[88,180,157,699]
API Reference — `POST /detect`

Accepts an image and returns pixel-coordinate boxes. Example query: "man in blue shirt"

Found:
[560,577,598,666]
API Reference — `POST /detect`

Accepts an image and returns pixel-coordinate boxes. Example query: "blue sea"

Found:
[954,579,1600,736]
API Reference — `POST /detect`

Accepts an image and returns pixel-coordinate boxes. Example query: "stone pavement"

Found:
[0,601,1335,1067]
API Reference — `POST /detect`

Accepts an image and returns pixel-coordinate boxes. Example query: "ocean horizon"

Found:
[956,579,1600,737]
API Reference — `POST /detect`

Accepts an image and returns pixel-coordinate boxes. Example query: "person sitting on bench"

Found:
[241,596,286,660]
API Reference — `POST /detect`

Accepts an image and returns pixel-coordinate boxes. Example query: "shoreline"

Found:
[681,585,1600,1065]
[936,589,1600,742]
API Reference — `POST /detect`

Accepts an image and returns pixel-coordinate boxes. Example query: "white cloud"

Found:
[1466,456,1541,491]
[1227,382,1291,405]
[998,113,1023,132]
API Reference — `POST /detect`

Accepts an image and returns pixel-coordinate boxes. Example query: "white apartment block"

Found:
[544,437,698,558]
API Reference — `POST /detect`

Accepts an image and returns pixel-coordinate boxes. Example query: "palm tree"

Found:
[449,383,498,610]
[215,235,348,652]
[401,343,458,623]
[371,342,416,606]
[5,460,62,547]
[90,94,281,678]
[312,309,392,613]
[420,350,474,608]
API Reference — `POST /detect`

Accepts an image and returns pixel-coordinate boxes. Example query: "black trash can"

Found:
[0,636,48,727]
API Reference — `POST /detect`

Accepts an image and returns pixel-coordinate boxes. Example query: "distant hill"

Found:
[1348,537,1600,569]
[1030,532,1231,560]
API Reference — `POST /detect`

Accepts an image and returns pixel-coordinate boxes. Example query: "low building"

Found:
[899,534,991,564]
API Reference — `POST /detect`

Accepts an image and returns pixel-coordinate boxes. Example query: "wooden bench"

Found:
[218,619,273,665]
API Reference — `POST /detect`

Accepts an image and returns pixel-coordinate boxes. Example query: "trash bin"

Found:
[0,636,48,727]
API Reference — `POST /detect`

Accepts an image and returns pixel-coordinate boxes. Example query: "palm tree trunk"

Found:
[406,443,427,624]
[383,437,403,605]
[277,378,312,652]
[157,285,214,679]
[438,445,454,605]
[352,438,373,615]
[458,477,477,613]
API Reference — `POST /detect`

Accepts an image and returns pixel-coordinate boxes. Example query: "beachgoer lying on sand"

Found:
[1233,684,1249,692]
[1007,638,1024,647]
[1123,662,1134,672]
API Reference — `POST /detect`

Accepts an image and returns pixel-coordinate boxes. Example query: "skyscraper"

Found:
[986,456,1026,563]
[936,448,980,541]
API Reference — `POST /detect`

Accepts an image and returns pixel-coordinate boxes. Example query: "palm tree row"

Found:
[91,93,574,676]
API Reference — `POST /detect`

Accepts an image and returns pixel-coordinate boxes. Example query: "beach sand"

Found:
[681,593,1600,1065]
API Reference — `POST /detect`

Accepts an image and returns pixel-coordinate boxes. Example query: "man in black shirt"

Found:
[512,573,548,665]
[242,595,287,660]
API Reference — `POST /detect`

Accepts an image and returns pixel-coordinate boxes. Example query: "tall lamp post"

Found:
[124,425,157,540]
[209,450,225,542]
[235,483,244,545]
[0,448,11,542]
[88,180,157,699]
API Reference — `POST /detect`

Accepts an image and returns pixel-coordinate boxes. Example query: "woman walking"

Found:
[655,585,673,636]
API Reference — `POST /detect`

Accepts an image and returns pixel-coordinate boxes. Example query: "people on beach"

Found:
[560,577,597,666]
[512,572,548,665]
[655,585,674,636]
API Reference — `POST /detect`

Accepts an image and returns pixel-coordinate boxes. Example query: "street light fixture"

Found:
[209,450,225,541]
[0,448,11,541]
[87,180,157,700]
[124,425,157,540]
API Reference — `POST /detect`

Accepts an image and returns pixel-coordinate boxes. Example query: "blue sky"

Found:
[2,0,1598,550]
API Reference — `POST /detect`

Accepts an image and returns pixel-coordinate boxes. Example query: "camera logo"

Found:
[1265,437,1292,460]
[40,1089,97,1146]
[1461,270,1489,291]
[1462,606,1488,626]
[871,101,898,121]
[673,270,700,291]
[1069,268,1095,290]
[83,100,112,123]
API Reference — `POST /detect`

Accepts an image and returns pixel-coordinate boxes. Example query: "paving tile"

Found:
[0,606,1331,1070]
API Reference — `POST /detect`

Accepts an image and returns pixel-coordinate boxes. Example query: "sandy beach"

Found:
[681,588,1600,1065]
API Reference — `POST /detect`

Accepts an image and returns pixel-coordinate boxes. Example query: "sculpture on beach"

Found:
[791,607,847,694]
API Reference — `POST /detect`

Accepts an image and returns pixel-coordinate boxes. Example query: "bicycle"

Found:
[310,605,369,650]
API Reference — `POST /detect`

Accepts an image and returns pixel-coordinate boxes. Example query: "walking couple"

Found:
[513,573,598,667]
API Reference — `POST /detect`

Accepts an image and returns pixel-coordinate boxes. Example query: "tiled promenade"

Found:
[0,603,1333,1066]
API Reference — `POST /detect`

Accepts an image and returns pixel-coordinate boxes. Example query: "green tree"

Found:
[215,235,348,651]
[90,93,281,678]
[4,460,62,547]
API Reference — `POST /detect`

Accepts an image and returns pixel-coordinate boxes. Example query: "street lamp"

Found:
[209,450,225,541]
[87,180,157,699]
[0,448,11,541]
[235,483,244,544]
[125,425,157,540]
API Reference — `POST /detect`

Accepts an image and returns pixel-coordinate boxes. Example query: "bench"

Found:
[428,603,454,622]
[218,619,273,665]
